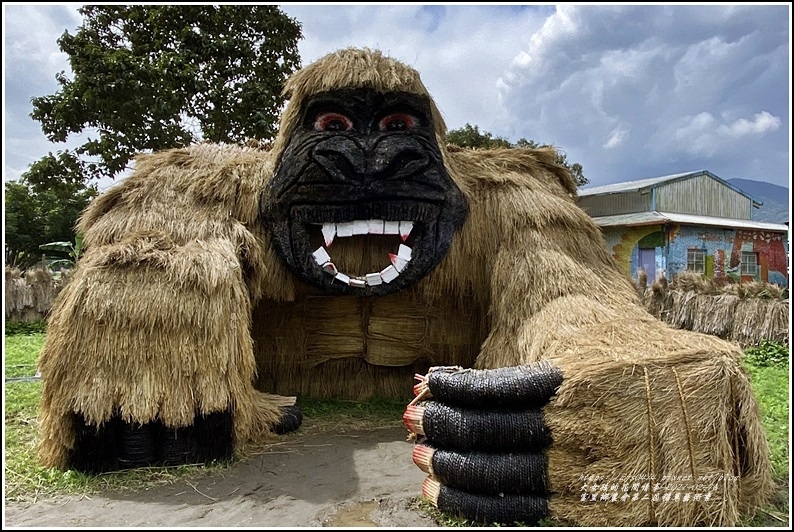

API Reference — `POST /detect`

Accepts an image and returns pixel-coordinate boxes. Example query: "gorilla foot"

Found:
[68,409,234,474]
[271,403,303,435]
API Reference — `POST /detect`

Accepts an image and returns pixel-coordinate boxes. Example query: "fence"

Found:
[637,270,789,347]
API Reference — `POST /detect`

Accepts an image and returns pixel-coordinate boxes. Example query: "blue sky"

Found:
[3,3,791,191]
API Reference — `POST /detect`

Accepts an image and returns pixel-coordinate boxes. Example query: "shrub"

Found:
[744,340,789,368]
[4,320,48,336]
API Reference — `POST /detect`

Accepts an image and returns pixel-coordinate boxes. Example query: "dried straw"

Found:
[36,48,774,527]
[645,273,788,346]
[5,266,60,322]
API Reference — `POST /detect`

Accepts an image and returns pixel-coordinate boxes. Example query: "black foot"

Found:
[272,404,303,435]
[68,409,234,474]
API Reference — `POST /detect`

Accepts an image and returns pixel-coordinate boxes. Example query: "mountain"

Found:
[727,178,790,224]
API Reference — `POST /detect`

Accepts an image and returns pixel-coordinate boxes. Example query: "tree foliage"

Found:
[446,123,588,187]
[25,5,303,188]
[446,123,512,150]
[4,179,98,269]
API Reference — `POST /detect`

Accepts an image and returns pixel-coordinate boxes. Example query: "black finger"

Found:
[155,410,235,466]
[412,444,549,495]
[183,410,234,464]
[422,363,563,408]
[423,477,548,525]
[406,402,551,452]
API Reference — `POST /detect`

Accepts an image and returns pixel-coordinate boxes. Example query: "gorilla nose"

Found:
[314,136,430,183]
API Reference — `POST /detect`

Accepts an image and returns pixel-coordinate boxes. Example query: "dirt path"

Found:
[4,426,438,528]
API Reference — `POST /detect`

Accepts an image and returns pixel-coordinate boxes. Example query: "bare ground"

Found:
[3,425,439,528]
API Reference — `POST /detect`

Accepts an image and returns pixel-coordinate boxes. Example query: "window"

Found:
[687,249,705,273]
[741,252,758,276]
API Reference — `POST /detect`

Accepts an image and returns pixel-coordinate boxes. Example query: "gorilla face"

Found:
[261,88,468,296]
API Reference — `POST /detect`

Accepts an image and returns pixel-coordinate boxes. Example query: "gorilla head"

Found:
[261,48,468,296]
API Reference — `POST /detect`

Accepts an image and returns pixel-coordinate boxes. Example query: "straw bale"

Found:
[252,287,487,399]
[4,267,32,317]
[758,300,789,344]
[635,268,648,299]
[698,293,739,338]
[672,271,716,294]
[729,297,762,346]
[641,272,787,346]
[5,266,60,321]
[25,266,58,313]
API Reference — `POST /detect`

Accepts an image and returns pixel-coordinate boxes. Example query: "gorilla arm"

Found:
[412,147,773,526]
[38,144,299,472]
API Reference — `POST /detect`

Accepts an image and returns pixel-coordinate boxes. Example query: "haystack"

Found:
[4,266,59,322]
[644,272,789,346]
[25,266,59,314]
[5,267,32,319]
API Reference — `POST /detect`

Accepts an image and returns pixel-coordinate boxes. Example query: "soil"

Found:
[3,425,440,528]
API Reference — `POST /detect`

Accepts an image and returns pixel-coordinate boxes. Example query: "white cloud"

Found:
[717,111,782,138]
[670,112,720,157]
[492,3,790,185]
[603,127,628,150]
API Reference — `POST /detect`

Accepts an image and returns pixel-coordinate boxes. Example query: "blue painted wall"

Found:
[600,224,789,288]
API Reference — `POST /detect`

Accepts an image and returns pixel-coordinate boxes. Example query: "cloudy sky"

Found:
[3,3,791,192]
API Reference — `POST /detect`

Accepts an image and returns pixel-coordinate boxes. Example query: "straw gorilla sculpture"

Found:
[38,48,772,526]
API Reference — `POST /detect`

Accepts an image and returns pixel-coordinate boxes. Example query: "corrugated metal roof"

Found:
[579,170,762,207]
[590,211,789,232]
[579,171,701,196]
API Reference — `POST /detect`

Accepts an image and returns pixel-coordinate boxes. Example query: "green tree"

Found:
[447,124,589,187]
[446,123,512,150]
[25,5,302,189]
[4,179,98,269]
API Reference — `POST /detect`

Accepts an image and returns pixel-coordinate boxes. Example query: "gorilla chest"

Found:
[251,290,486,398]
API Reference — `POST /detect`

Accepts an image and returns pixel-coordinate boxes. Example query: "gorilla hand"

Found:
[403,363,563,525]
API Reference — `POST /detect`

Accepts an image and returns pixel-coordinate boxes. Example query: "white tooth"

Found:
[368,219,385,234]
[352,220,369,235]
[389,254,409,273]
[322,224,336,247]
[399,221,413,241]
[380,265,399,283]
[312,247,331,265]
[350,278,366,288]
[337,222,354,237]
[397,244,412,261]
[335,272,350,285]
[383,221,400,235]
[322,262,338,276]
[365,272,383,286]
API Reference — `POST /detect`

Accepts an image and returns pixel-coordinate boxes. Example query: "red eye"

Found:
[314,112,353,132]
[379,113,416,132]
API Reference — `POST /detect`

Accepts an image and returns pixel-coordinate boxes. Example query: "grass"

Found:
[739,356,791,527]
[4,331,789,527]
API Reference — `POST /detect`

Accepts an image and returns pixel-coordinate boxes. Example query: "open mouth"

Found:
[287,202,443,295]
[310,219,416,288]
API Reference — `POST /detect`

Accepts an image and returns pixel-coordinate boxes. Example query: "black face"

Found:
[261,88,468,296]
